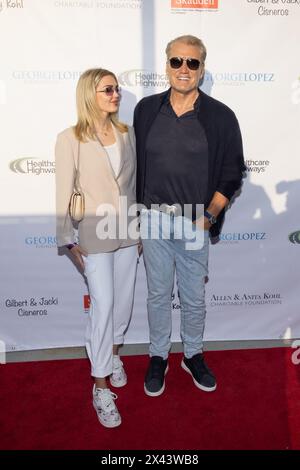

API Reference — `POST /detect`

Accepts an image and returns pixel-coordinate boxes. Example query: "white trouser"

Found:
[84,245,138,378]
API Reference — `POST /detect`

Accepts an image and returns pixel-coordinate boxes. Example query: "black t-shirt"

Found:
[143,94,209,220]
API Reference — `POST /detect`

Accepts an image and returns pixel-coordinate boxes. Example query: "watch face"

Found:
[205,211,216,224]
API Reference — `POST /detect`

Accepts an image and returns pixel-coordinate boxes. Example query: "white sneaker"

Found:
[92,385,121,428]
[110,355,127,388]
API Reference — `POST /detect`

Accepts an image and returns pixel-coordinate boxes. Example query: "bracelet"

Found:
[66,243,77,250]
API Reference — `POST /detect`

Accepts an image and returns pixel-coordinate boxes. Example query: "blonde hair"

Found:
[74,68,128,142]
[165,35,207,63]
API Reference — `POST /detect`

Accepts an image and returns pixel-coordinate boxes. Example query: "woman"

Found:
[55,68,138,428]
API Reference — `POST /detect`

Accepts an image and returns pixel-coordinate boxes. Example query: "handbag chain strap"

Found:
[74,140,81,193]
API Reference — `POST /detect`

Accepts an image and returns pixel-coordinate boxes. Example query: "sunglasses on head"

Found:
[168,57,202,71]
[96,85,121,96]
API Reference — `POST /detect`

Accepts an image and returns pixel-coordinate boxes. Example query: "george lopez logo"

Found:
[171,0,218,9]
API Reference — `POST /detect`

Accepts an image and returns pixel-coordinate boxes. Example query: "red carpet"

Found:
[0,348,299,450]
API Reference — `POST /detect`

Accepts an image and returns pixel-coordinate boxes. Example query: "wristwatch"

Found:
[204,210,217,225]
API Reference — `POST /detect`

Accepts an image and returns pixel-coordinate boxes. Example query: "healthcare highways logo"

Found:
[9,158,55,175]
[118,70,168,88]
[289,231,300,245]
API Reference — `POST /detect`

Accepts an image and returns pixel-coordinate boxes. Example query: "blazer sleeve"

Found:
[126,126,137,198]
[216,112,246,200]
[55,131,76,247]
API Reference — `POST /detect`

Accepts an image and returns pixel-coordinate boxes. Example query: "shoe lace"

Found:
[96,389,118,412]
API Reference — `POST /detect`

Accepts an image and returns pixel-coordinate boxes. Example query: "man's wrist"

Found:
[204,210,217,225]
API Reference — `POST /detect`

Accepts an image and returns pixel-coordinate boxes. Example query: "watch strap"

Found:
[204,210,217,224]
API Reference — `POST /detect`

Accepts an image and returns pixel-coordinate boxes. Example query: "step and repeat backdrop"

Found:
[0,0,300,352]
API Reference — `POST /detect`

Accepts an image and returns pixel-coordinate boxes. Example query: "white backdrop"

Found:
[0,0,300,352]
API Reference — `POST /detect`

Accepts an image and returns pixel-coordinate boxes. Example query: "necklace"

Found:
[96,122,111,137]
[98,128,109,137]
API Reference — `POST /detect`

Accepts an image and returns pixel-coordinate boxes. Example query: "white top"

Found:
[104,142,120,177]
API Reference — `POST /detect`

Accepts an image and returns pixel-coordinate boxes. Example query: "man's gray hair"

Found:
[165,35,207,63]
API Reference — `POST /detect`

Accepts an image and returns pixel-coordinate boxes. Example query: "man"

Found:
[134,35,245,397]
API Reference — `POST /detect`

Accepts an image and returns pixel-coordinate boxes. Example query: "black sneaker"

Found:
[181,353,216,392]
[144,356,169,397]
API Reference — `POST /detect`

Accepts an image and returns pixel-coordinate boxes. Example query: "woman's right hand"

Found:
[69,245,87,271]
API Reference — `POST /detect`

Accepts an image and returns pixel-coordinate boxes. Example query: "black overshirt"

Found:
[134,88,246,237]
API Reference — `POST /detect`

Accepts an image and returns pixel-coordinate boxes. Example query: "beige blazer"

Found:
[55,125,138,254]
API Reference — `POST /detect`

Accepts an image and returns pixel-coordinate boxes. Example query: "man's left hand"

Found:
[193,216,211,231]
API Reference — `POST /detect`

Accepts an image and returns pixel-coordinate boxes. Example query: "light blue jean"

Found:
[141,209,209,360]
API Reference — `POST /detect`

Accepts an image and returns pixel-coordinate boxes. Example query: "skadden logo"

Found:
[118,69,168,88]
[9,158,55,175]
[171,0,218,10]
[289,231,300,245]
[25,236,57,249]
[84,295,90,314]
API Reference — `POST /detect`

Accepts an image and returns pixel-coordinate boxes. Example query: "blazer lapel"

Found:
[112,124,125,180]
